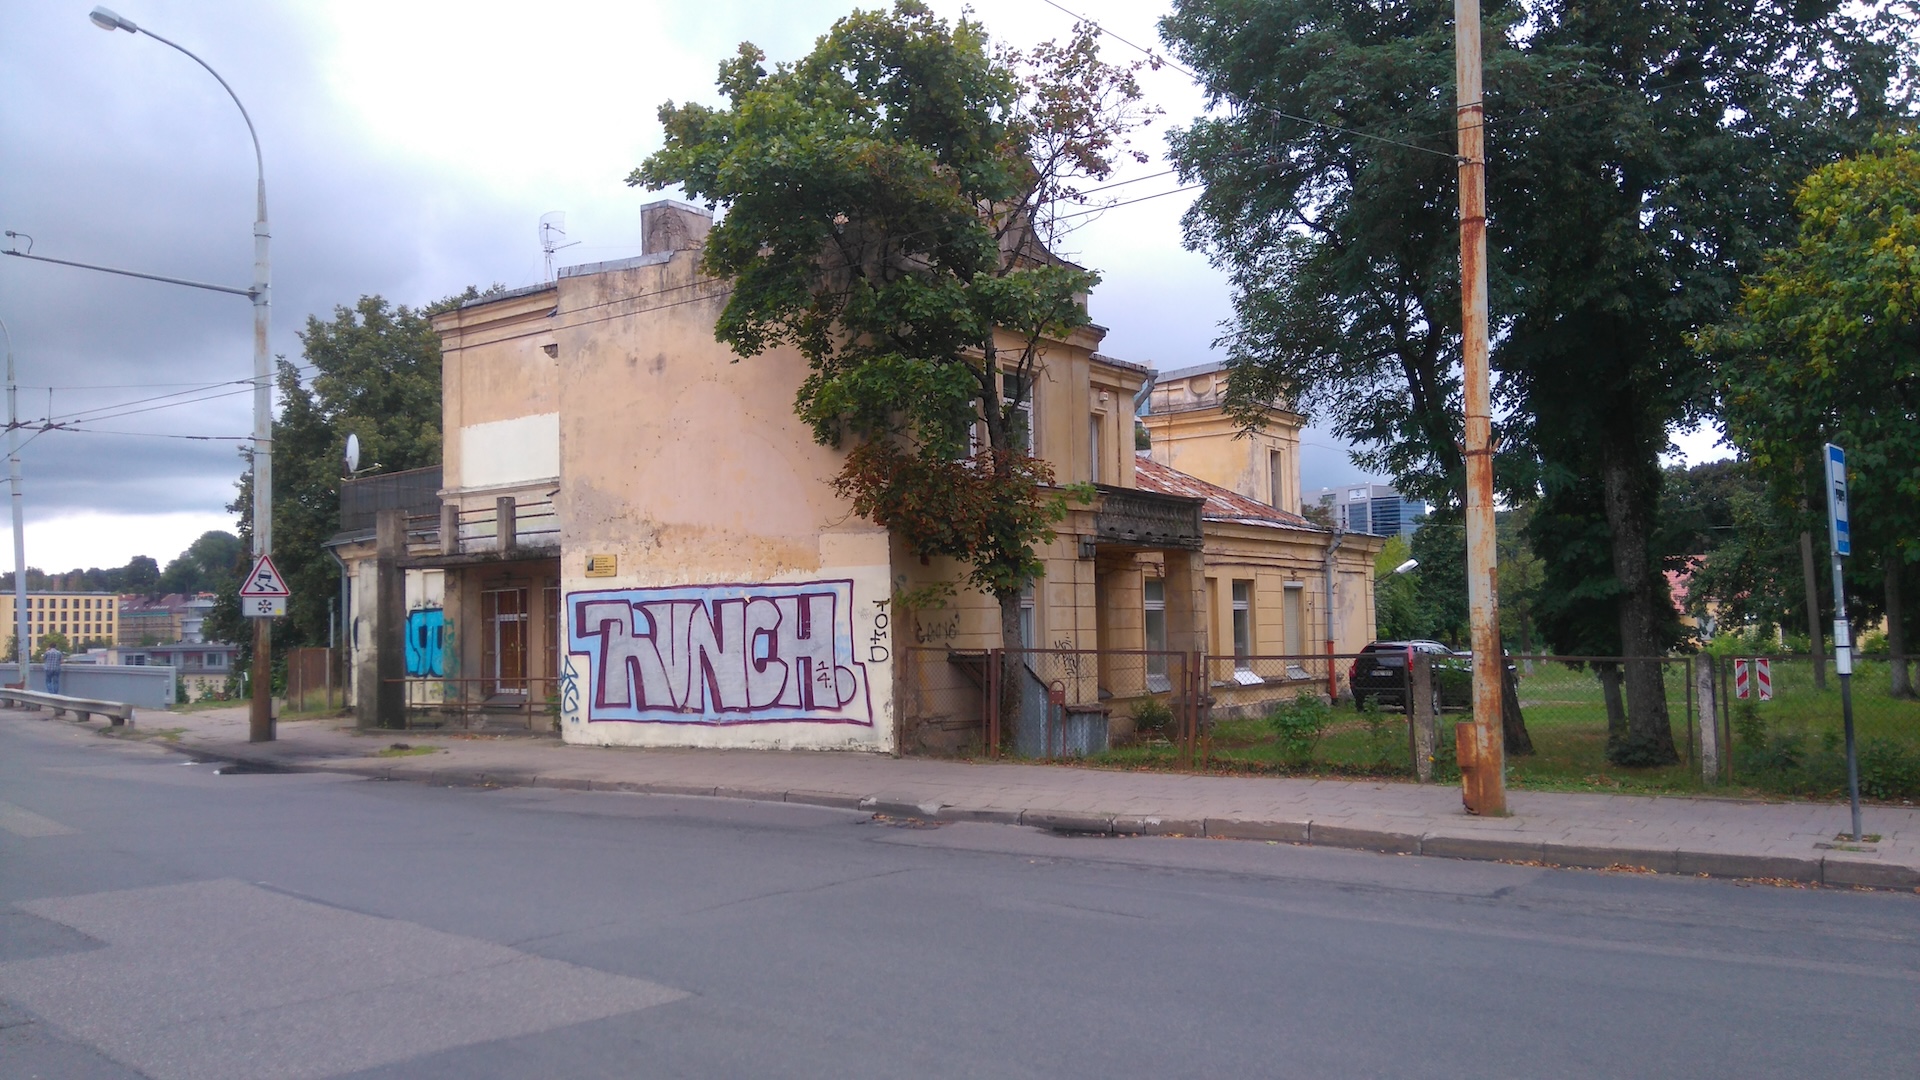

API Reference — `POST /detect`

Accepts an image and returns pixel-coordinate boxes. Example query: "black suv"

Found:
[1348,640,1468,710]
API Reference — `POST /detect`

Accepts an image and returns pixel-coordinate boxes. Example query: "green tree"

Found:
[1655,460,1807,638]
[1373,535,1420,640]
[1159,0,1523,510]
[121,555,160,597]
[32,632,70,663]
[217,292,475,674]
[635,2,1152,682]
[157,531,244,596]
[1704,134,1920,696]
[1162,0,1913,766]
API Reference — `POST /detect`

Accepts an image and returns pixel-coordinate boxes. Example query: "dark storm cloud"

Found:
[0,2,532,523]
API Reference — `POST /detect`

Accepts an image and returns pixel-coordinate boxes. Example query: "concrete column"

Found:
[1161,548,1208,655]
[1411,652,1436,783]
[356,509,407,729]
[497,496,518,553]
[1696,652,1719,782]
[440,502,459,556]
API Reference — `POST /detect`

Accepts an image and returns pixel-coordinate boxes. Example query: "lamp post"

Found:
[0,318,27,684]
[90,6,275,741]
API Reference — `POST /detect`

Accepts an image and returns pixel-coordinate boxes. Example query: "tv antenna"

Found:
[539,212,580,281]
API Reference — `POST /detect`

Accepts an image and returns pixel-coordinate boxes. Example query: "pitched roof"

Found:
[1132,453,1324,534]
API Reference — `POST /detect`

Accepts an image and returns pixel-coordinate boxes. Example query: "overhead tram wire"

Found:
[45,378,253,423]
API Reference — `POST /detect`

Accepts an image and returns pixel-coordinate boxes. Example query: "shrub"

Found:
[1131,698,1174,739]
[1357,694,1398,767]
[1859,739,1920,801]
[1265,694,1334,765]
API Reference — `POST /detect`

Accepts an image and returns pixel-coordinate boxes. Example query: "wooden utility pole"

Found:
[1455,0,1506,814]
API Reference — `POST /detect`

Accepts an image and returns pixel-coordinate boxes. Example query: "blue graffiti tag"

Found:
[404,608,445,677]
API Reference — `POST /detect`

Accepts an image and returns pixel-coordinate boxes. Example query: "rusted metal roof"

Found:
[1132,453,1323,533]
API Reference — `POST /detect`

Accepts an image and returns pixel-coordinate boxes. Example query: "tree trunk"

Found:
[1489,609,1533,755]
[1600,444,1678,765]
[1801,530,1826,689]
[997,587,1025,752]
[1888,551,1912,699]
[1597,662,1627,746]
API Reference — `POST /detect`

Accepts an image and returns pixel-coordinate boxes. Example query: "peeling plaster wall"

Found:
[547,244,895,751]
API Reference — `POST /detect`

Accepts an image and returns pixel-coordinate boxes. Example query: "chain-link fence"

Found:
[897,647,1920,797]
[899,647,1201,763]
[1696,653,1920,798]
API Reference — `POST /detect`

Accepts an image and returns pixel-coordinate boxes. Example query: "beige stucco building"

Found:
[338,200,1378,753]
[0,592,119,652]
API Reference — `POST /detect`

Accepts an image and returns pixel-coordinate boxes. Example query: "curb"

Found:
[131,729,1920,892]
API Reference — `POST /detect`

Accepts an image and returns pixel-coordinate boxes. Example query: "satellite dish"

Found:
[344,433,360,474]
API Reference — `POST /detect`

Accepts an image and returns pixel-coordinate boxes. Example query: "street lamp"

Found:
[90,6,276,742]
[0,318,26,684]
[1393,558,1419,576]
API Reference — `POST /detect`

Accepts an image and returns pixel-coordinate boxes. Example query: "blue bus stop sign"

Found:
[1826,443,1850,557]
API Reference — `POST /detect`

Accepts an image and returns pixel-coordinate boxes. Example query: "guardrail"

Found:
[0,687,134,726]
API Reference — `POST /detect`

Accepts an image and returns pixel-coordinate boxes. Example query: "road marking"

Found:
[0,800,76,837]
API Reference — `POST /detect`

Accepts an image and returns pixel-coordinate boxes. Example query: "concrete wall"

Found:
[1145,370,1304,513]
[540,219,896,751]
[0,663,176,709]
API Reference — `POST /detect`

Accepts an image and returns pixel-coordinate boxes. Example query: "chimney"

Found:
[640,199,713,256]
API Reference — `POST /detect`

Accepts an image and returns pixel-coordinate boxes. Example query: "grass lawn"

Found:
[1086,655,1920,801]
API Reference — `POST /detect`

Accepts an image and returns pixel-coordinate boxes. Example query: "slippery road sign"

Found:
[239,555,291,598]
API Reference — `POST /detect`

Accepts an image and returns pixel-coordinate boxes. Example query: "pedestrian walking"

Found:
[43,645,62,695]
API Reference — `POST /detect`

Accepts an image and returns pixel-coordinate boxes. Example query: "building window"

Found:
[1269,449,1285,508]
[1088,412,1102,484]
[1284,584,1308,679]
[1143,578,1168,692]
[1018,584,1035,649]
[1231,581,1252,667]
[1003,371,1034,453]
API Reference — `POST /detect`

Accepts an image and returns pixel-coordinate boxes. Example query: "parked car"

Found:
[1349,640,1462,710]
[1349,641,1515,711]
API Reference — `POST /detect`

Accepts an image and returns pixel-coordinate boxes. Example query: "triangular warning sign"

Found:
[239,554,291,598]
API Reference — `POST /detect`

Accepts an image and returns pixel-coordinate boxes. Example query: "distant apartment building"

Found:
[119,641,239,699]
[116,593,217,646]
[1308,484,1426,540]
[0,591,119,647]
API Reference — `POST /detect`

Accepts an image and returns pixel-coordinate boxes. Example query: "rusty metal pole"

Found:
[1455,0,1506,815]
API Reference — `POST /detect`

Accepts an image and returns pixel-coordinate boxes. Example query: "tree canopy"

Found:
[635,1,1152,653]
[1161,0,1915,764]
[1703,134,1920,693]
[213,292,471,662]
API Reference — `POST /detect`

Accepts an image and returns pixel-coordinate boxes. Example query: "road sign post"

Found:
[239,553,290,742]
[1825,443,1862,841]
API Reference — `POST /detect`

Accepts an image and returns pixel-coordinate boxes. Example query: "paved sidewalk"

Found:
[33,705,1920,889]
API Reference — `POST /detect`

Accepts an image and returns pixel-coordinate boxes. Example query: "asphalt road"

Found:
[2,717,1915,1080]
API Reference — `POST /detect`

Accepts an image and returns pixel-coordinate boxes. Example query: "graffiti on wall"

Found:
[405,608,445,677]
[567,580,880,726]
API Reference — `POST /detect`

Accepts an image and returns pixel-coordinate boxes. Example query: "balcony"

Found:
[1091,484,1204,550]
[404,496,560,561]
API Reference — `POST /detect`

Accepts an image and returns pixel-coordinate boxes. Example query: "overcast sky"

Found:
[1,0,1726,576]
